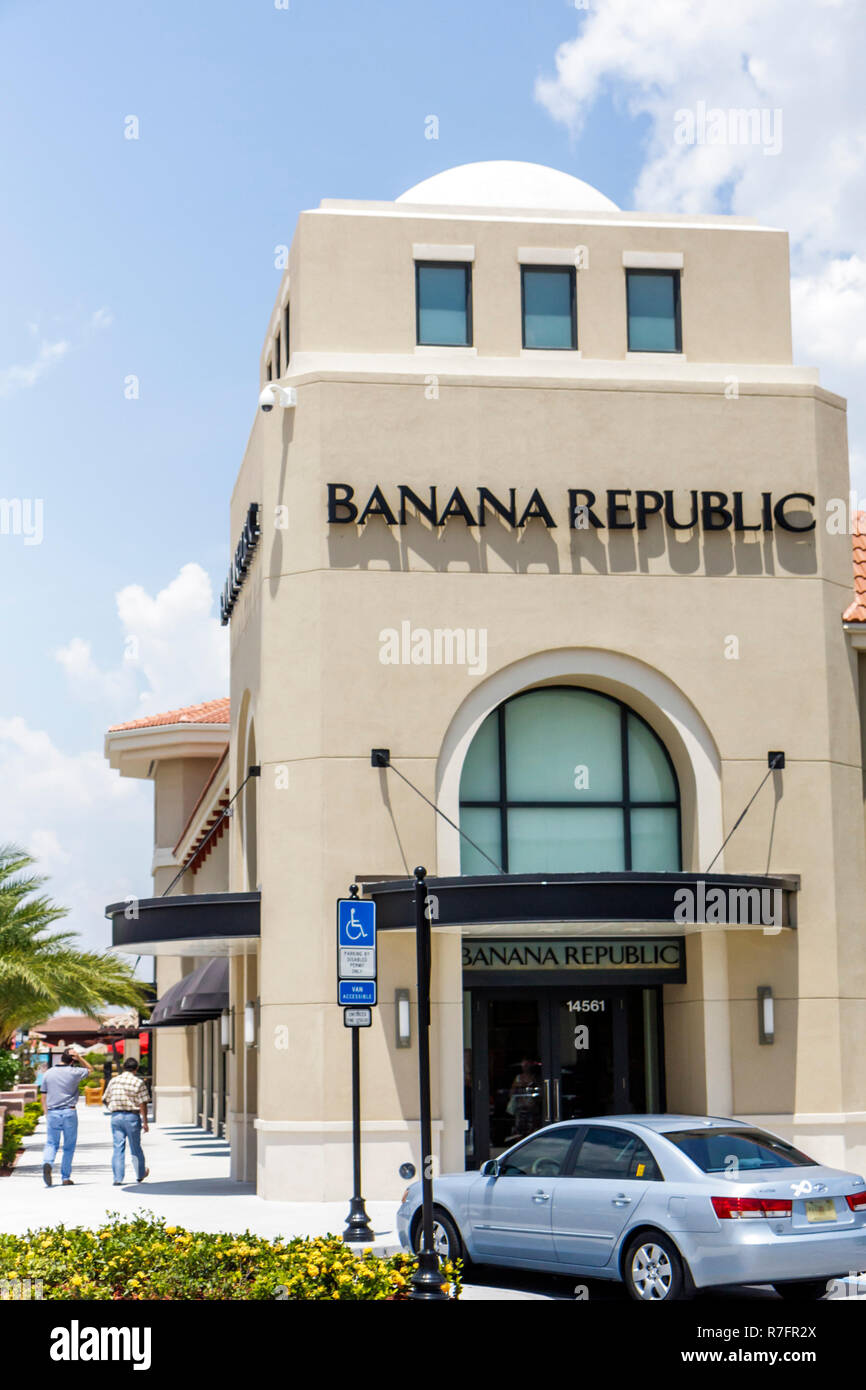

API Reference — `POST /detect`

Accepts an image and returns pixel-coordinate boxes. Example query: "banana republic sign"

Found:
[463,937,686,983]
[327,484,816,533]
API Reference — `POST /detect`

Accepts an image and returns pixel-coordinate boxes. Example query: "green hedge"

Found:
[1,1103,42,1166]
[0,1050,17,1091]
[0,1213,462,1300]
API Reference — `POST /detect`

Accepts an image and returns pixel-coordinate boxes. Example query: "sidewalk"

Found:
[0,1104,400,1249]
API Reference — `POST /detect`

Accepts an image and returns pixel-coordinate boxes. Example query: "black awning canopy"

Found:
[106,891,260,958]
[145,958,229,1028]
[361,871,799,932]
[178,957,229,1017]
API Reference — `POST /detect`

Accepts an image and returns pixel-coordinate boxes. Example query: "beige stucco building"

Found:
[105,161,866,1204]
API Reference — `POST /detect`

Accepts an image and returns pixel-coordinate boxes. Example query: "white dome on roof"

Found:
[397,161,619,213]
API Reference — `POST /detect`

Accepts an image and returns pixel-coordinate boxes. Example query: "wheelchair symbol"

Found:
[345,907,369,941]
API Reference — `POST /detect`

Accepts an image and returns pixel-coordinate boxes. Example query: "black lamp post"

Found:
[409,866,449,1301]
[342,883,375,1244]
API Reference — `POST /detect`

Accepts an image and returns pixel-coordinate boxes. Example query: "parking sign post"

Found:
[338,884,376,1245]
[408,866,448,1301]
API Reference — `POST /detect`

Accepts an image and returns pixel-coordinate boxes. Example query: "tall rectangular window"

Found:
[415,262,472,346]
[627,269,681,352]
[284,303,290,365]
[521,266,576,349]
[274,331,281,377]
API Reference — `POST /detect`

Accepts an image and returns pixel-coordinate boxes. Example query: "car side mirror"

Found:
[480,1159,500,1177]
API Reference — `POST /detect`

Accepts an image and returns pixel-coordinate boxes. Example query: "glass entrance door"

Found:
[484,995,547,1158]
[552,989,620,1122]
[469,987,664,1166]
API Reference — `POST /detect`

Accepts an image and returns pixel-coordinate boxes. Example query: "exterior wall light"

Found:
[220,1008,234,1052]
[758,985,774,1044]
[244,999,259,1048]
[396,988,411,1048]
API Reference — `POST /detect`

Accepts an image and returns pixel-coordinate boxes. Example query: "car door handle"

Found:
[612,1194,632,1206]
[532,1190,551,1203]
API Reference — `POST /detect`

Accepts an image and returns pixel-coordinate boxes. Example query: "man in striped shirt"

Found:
[103,1057,150,1185]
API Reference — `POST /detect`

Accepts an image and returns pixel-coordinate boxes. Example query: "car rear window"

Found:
[573,1127,663,1181]
[664,1128,816,1173]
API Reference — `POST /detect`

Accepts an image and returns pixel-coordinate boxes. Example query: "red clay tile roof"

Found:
[29,1014,105,1033]
[109,698,230,733]
[843,513,866,623]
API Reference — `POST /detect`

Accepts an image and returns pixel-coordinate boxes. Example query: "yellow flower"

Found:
[307,1264,319,1277]
[165,1226,177,1235]
[70,1275,83,1287]
[99,1232,111,1241]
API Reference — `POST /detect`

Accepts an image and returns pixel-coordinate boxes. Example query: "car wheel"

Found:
[773,1280,828,1301]
[624,1233,688,1302]
[412,1207,464,1263]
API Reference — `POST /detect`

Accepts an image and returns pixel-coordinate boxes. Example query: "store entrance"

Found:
[465,986,664,1166]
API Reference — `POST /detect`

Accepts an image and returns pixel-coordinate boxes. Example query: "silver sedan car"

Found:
[397,1115,866,1300]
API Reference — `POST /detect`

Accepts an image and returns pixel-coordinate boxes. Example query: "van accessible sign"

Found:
[327,484,815,533]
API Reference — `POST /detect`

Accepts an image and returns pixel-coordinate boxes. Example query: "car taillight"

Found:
[711,1196,793,1220]
[845,1192,866,1211]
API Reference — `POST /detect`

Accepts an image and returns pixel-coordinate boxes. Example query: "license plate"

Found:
[805,1198,836,1222]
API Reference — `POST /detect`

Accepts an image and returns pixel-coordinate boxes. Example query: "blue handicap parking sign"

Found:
[338,898,376,948]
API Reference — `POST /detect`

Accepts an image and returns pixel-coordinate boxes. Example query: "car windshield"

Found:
[664,1128,817,1173]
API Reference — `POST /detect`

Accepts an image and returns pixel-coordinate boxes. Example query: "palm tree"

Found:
[0,844,147,1049]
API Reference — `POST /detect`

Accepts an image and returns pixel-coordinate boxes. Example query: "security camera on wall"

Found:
[258,384,297,412]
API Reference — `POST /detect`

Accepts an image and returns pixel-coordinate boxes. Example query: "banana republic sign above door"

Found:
[327,484,816,533]
[463,937,686,985]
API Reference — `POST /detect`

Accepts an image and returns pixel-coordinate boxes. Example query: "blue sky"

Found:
[0,0,643,740]
[1,0,863,951]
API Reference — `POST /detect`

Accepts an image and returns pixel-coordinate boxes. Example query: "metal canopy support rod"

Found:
[408,866,448,1301]
[342,883,375,1244]
[704,751,785,874]
[371,748,504,874]
[160,764,262,899]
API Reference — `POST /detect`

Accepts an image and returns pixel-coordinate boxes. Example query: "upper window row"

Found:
[415,262,682,354]
[266,301,291,381]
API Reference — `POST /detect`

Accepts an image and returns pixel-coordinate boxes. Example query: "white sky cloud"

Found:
[0,339,69,398]
[0,306,113,399]
[0,561,229,954]
[790,257,866,366]
[536,0,866,490]
[0,716,149,952]
[56,562,229,720]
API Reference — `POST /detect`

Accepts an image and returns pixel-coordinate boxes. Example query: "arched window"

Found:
[459,687,680,874]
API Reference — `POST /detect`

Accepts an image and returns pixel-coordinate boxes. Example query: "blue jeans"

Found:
[111,1112,146,1183]
[42,1108,79,1181]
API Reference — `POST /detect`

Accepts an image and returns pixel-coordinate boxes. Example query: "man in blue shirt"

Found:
[39,1049,94,1186]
